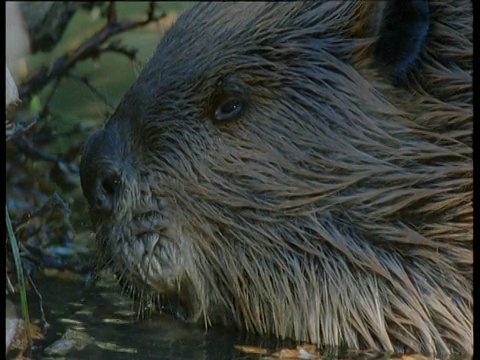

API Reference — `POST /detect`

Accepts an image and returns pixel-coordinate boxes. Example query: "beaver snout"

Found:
[80,128,123,220]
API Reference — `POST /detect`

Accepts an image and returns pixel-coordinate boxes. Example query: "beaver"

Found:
[80,1,473,356]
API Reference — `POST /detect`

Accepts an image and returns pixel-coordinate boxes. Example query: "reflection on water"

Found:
[24,273,271,360]
[12,272,472,360]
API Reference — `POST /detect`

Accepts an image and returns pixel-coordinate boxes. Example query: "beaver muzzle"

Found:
[80,127,124,226]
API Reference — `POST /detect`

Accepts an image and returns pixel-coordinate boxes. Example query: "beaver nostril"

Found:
[92,173,120,214]
[101,176,117,197]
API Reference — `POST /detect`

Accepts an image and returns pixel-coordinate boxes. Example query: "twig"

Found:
[67,73,115,110]
[6,118,38,142]
[18,2,166,100]
[14,137,79,174]
[24,271,48,334]
[40,76,62,119]
[99,41,139,62]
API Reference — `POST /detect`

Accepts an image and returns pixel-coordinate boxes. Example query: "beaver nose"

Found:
[86,170,119,214]
[80,128,121,216]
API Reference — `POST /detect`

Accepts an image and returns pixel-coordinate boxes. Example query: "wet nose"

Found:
[80,128,121,216]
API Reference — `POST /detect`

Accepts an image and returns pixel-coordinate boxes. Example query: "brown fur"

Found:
[81,1,472,356]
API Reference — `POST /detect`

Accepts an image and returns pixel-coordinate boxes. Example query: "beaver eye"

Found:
[214,97,244,122]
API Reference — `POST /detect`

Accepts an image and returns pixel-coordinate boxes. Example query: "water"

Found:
[21,274,269,360]
[10,271,472,360]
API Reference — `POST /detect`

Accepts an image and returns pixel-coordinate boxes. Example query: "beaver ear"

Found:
[372,0,429,84]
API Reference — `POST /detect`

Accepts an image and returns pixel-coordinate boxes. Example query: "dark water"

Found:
[10,272,472,360]
[20,274,272,360]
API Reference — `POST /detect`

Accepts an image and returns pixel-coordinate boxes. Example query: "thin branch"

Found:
[14,137,79,174]
[25,271,48,335]
[99,41,139,62]
[6,119,38,142]
[39,76,62,118]
[18,2,166,100]
[67,73,115,110]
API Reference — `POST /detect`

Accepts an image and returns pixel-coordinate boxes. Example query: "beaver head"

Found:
[80,1,472,356]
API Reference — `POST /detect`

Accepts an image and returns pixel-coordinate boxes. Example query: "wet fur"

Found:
[82,1,472,356]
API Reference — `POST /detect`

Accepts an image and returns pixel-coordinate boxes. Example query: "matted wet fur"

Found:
[80,1,472,356]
